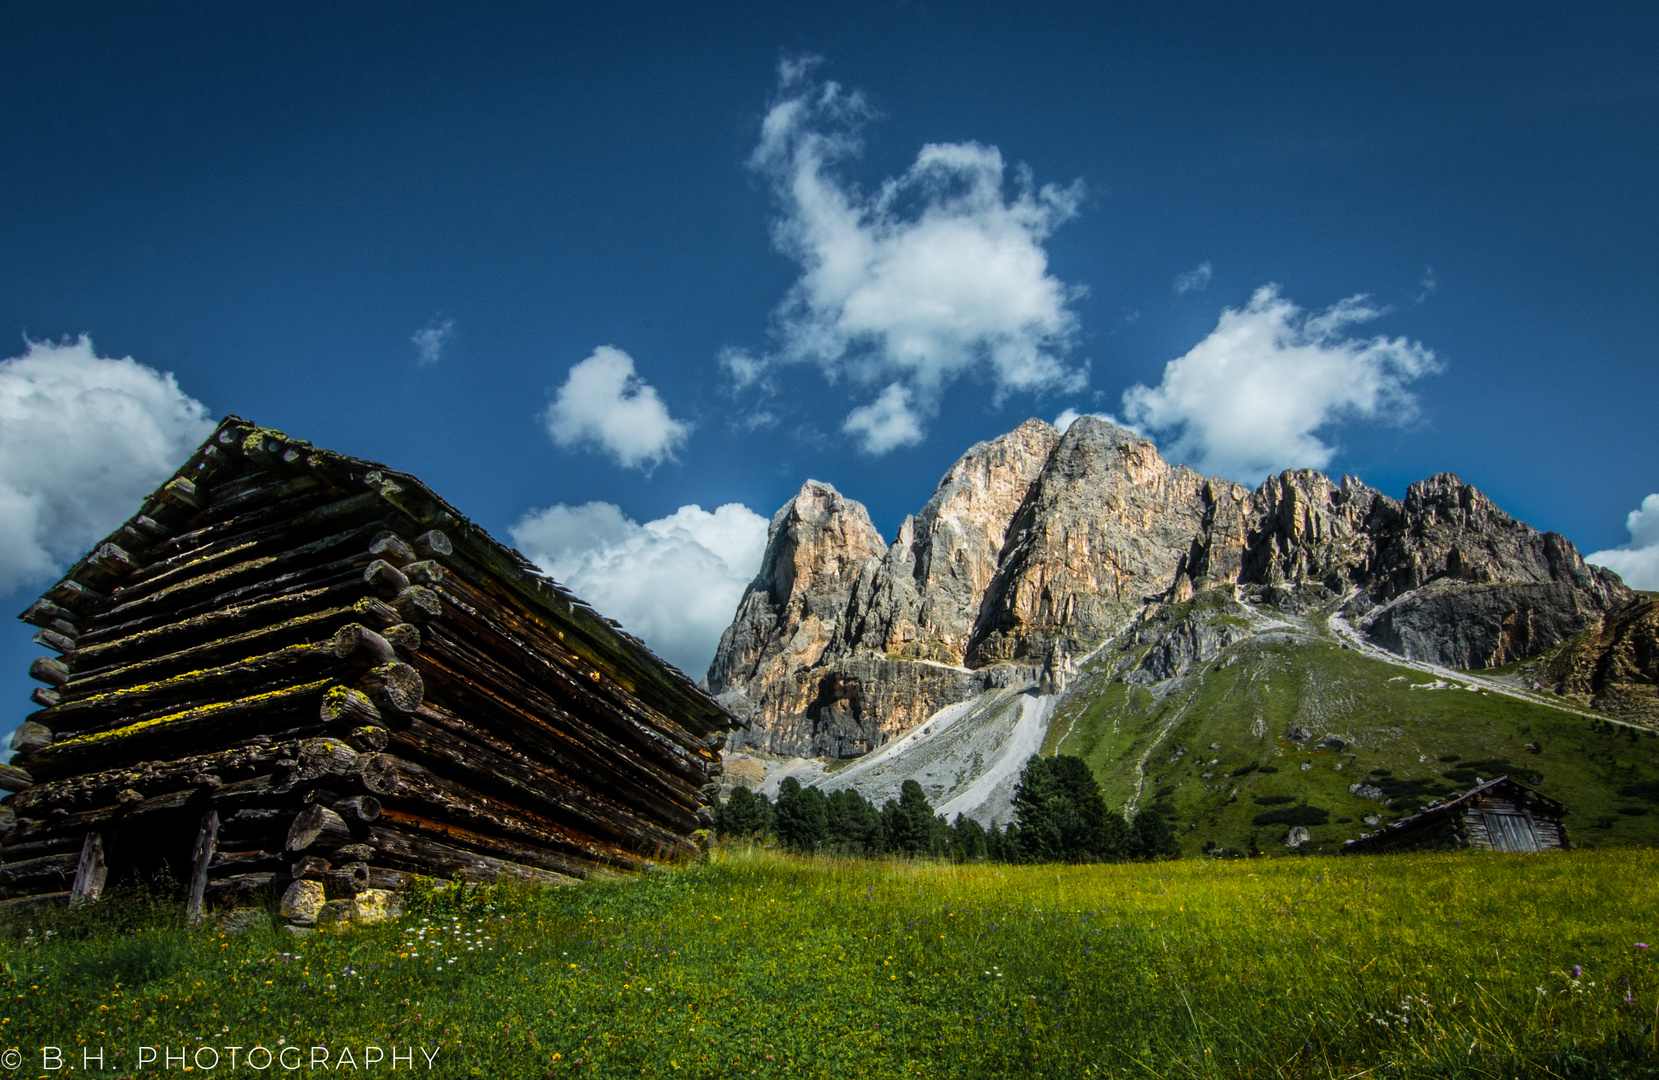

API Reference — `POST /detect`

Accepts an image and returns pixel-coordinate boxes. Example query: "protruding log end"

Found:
[413,530,453,558]
[359,754,398,797]
[368,532,418,566]
[334,795,382,823]
[162,477,204,510]
[359,663,424,713]
[20,599,66,628]
[286,804,353,853]
[32,627,76,654]
[319,685,384,727]
[45,579,106,611]
[0,762,34,792]
[29,656,70,688]
[393,586,441,622]
[330,623,397,666]
[382,623,422,653]
[364,559,411,597]
[403,560,446,587]
[30,687,61,709]
[352,596,400,628]
[296,737,361,778]
[10,721,52,754]
[343,726,389,753]
[89,542,138,577]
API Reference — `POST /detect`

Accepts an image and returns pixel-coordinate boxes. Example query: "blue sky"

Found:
[3,3,1657,739]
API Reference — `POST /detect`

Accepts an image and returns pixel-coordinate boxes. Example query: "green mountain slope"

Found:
[1044,589,1659,856]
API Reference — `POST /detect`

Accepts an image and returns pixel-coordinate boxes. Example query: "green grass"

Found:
[1047,620,1659,855]
[4,848,1658,1078]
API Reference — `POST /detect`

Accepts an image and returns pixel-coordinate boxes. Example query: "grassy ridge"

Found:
[1045,603,1659,855]
[4,848,1658,1078]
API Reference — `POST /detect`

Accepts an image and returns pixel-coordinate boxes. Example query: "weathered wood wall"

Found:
[1341,778,1568,855]
[2,418,731,917]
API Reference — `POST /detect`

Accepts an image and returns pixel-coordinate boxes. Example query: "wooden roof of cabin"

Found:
[1342,775,1566,850]
[21,415,732,737]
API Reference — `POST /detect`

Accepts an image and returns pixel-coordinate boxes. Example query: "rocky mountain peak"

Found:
[711,418,1635,758]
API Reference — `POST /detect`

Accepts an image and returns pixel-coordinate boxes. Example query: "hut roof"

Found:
[1341,775,1565,852]
[23,415,731,737]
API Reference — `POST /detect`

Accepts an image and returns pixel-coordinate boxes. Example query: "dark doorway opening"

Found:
[104,812,197,899]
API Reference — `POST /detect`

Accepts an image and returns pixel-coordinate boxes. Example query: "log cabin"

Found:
[1341,777,1568,855]
[2,416,733,922]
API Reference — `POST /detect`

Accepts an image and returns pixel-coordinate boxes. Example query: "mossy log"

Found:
[17,679,336,780]
[100,518,391,622]
[69,585,367,676]
[65,602,361,698]
[36,644,349,736]
[11,741,296,813]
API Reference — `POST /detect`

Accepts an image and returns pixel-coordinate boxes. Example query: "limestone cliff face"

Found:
[709,416,1635,757]
[966,419,1229,666]
[847,419,1061,664]
[1534,598,1659,724]
[706,480,886,702]
[709,424,1057,757]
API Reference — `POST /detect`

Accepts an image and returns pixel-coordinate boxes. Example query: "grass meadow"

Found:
[3,847,1657,1078]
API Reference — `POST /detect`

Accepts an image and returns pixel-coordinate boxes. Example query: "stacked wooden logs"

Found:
[2,417,731,918]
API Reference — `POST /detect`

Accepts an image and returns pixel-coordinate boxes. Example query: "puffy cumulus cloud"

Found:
[1173,261,1213,294]
[741,58,1086,454]
[1121,286,1439,482]
[510,501,769,678]
[1587,494,1659,590]
[0,336,214,593]
[412,317,454,365]
[543,346,690,472]
[1053,407,1132,434]
[843,383,925,454]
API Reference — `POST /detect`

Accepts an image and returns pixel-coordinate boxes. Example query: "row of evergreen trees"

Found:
[713,754,1179,862]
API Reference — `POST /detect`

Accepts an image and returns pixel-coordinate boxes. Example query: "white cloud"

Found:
[739,59,1086,454]
[1587,494,1659,590]
[843,383,924,454]
[543,346,690,472]
[510,501,769,677]
[412,317,454,365]
[1053,407,1131,434]
[1173,261,1213,294]
[1120,285,1440,482]
[0,336,214,593]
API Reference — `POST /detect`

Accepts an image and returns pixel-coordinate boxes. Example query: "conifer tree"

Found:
[1131,808,1181,860]
[951,815,988,860]
[826,787,882,854]
[722,786,767,837]
[895,779,938,855]
[774,777,830,852]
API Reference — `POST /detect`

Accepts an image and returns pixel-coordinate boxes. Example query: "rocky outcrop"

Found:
[710,416,1636,758]
[710,425,1057,756]
[1124,604,1255,685]
[1535,598,1659,724]
[966,420,1230,665]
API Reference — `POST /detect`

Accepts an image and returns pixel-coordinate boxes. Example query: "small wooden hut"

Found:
[2,417,732,921]
[1341,777,1567,855]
